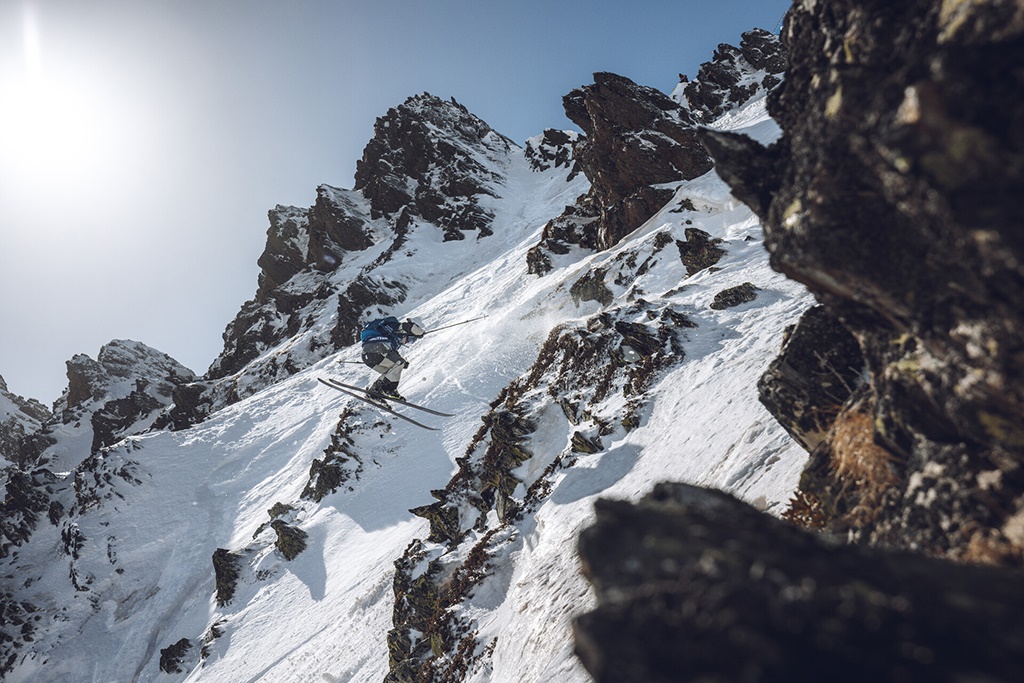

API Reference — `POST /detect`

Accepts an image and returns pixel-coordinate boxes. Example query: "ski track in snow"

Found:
[7,93,813,683]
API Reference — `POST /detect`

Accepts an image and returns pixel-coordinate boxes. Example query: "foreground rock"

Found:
[702,0,1024,561]
[575,483,1024,683]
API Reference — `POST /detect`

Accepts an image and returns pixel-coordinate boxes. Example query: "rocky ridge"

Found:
[355,93,518,240]
[1,340,191,571]
[526,29,787,276]
[0,377,50,469]
[676,28,788,124]
[20,340,193,472]
[359,40,794,679]
[164,94,549,430]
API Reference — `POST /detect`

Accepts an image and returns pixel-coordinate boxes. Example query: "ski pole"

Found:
[424,315,489,335]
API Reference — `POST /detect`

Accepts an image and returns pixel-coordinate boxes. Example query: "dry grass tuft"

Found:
[829,409,899,526]
[781,489,828,529]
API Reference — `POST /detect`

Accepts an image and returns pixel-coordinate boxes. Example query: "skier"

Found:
[358,316,425,400]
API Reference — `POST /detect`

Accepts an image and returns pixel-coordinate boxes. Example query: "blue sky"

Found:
[0,0,790,404]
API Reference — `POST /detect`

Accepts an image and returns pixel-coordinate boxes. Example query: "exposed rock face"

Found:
[678,28,788,124]
[675,227,725,277]
[524,129,581,173]
[701,1,1024,562]
[211,185,382,383]
[0,376,50,467]
[575,483,1024,683]
[355,93,515,239]
[255,205,311,301]
[212,548,241,607]
[527,73,712,274]
[20,341,194,469]
[0,468,56,560]
[528,32,786,275]
[271,520,308,561]
[159,638,193,674]
[255,188,377,303]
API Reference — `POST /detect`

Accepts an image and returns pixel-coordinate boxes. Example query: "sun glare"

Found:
[1,76,111,180]
[0,6,123,191]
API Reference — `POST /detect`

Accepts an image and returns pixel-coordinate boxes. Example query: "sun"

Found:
[0,6,118,189]
[0,76,111,181]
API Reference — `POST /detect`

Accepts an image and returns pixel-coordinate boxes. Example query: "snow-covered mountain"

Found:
[4,7,1023,681]
[0,27,800,682]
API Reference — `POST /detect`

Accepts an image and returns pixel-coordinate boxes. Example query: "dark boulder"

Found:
[212,548,241,607]
[271,520,308,561]
[758,305,866,452]
[575,483,1024,683]
[159,638,192,674]
[675,227,726,276]
[709,282,759,310]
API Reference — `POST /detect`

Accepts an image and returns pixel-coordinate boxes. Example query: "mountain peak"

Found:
[675,28,787,123]
[354,91,516,238]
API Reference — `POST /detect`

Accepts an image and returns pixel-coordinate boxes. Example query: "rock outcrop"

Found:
[208,185,383,384]
[575,483,1024,683]
[677,28,788,124]
[701,0,1024,562]
[758,305,866,453]
[527,73,712,273]
[355,93,516,240]
[527,30,786,275]
[524,129,580,173]
[0,376,50,468]
[21,341,194,470]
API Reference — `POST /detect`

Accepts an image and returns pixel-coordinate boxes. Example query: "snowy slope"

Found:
[5,93,811,683]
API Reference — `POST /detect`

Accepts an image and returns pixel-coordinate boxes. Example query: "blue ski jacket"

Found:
[360,317,404,350]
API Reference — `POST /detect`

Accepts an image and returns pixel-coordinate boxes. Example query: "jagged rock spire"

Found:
[355,93,516,240]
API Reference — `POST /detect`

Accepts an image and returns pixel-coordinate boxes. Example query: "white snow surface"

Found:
[7,95,812,683]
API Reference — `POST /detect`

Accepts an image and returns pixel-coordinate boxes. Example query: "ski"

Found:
[317,377,453,417]
[317,378,439,430]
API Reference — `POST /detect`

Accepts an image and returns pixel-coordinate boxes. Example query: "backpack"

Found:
[360,317,400,343]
